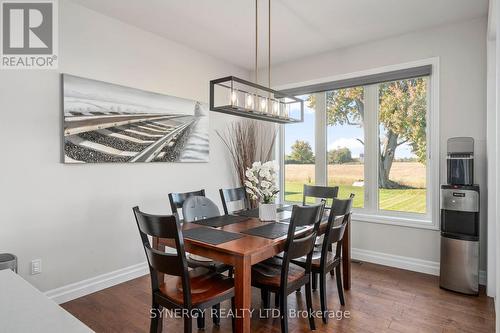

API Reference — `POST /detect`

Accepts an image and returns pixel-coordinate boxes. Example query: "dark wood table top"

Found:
[170,211,332,264]
[181,218,291,258]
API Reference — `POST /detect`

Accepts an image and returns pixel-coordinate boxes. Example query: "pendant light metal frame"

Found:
[209,0,304,124]
[210,76,304,124]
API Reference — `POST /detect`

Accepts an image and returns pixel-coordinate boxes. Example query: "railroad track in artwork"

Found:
[129,121,193,162]
[63,112,196,163]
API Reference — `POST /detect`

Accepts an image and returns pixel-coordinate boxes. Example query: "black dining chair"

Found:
[169,191,228,267]
[302,184,340,287]
[251,203,324,333]
[132,207,235,333]
[168,191,232,329]
[292,195,354,323]
[219,187,250,215]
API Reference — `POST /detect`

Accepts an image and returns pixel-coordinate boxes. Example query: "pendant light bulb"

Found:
[272,100,279,115]
[230,90,238,107]
[260,97,267,112]
[245,93,254,110]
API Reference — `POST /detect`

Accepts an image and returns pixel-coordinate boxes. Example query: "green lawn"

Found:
[284,181,426,213]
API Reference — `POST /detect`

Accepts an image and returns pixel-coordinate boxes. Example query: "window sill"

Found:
[352,212,439,231]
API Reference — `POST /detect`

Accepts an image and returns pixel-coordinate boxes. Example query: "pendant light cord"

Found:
[255,0,272,88]
[255,0,258,84]
[268,0,271,88]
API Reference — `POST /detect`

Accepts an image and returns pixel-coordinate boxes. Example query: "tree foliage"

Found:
[379,79,427,164]
[328,147,353,164]
[288,140,315,164]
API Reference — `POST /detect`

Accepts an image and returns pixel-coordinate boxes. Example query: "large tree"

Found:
[308,78,427,188]
[288,140,315,164]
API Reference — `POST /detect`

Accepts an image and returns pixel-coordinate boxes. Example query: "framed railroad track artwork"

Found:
[62,74,209,163]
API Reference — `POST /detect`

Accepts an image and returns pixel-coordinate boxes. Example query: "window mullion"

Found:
[278,123,285,203]
[315,92,327,186]
[363,84,379,213]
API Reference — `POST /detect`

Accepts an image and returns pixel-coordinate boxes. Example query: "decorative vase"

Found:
[259,203,277,221]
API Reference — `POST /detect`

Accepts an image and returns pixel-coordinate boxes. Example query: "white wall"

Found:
[270,19,487,272]
[487,27,497,298]
[494,0,500,327]
[0,1,248,292]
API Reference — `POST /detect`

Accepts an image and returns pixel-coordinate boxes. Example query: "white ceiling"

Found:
[69,0,488,70]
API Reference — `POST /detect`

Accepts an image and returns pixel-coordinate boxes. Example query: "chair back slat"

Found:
[219,187,250,215]
[328,194,354,227]
[326,216,348,245]
[330,194,354,219]
[302,185,339,205]
[133,207,190,284]
[286,204,324,257]
[144,247,185,277]
[287,232,317,260]
[290,201,325,227]
[169,189,206,213]
[134,208,179,239]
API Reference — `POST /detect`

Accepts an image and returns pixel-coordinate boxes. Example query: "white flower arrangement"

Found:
[244,161,279,204]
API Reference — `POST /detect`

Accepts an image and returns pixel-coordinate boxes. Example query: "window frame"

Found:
[277,58,440,230]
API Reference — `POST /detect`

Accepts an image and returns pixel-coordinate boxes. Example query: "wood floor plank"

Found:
[61,262,495,333]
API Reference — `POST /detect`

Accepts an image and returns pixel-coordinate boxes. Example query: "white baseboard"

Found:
[352,247,486,285]
[352,247,440,275]
[45,262,148,304]
[44,249,488,305]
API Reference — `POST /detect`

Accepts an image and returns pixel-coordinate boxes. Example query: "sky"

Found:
[284,104,416,159]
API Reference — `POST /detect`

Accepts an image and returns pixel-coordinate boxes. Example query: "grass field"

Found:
[284,162,426,213]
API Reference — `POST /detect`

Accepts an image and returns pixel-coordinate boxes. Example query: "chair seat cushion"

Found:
[186,257,232,274]
[292,251,340,269]
[159,268,234,306]
[251,257,305,288]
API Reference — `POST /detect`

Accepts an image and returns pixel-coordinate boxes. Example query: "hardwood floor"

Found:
[62,262,495,333]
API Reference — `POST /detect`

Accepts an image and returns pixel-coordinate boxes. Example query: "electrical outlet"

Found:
[31,259,42,275]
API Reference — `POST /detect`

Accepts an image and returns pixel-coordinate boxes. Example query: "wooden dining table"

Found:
[153,208,351,333]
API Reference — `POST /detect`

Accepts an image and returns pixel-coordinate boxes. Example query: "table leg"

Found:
[233,256,251,333]
[342,219,351,290]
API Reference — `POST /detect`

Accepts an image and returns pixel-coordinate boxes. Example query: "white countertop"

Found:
[0,269,93,333]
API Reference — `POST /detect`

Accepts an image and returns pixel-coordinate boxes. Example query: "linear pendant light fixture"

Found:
[209,0,304,124]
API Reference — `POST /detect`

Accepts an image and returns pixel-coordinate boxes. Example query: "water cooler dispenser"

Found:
[440,137,479,295]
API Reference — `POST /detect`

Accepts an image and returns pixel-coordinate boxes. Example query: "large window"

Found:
[280,63,436,225]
